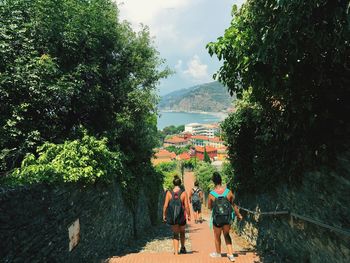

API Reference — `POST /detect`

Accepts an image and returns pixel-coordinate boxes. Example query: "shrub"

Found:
[194,162,216,194]
[7,134,122,185]
[155,161,178,190]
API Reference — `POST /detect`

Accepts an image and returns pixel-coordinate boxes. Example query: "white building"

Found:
[184,123,219,138]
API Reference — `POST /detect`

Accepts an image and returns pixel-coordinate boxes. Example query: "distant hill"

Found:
[159,82,235,112]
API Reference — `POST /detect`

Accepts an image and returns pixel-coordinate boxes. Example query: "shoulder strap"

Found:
[210,190,219,198]
[210,189,230,198]
[223,188,230,197]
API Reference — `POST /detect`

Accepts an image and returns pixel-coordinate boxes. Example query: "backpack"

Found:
[166,190,185,225]
[211,189,233,226]
[192,187,201,204]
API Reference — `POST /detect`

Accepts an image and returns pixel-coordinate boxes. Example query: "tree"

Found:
[0,0,169,176]
[207,0,350,191]
[165,145,191,155]
[194,162,216,194]
[203,147,211,163]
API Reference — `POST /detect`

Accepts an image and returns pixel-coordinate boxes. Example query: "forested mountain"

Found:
[159,82,234,112]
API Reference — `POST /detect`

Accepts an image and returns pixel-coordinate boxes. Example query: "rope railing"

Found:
[237,206,350,237]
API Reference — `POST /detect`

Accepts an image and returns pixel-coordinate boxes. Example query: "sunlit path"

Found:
[108,172,260,263]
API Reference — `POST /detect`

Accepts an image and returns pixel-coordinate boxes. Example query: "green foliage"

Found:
[157,125,185,146]
[155,161,178,190]
[208,1,350,193]
[221,162,234,190]
[6,134,122,185]
[0,0,169,175]
[165,145,191,155]
[203,148,211,163]
[183,157,198,170]
[194,162,216,194]
[0,0,168,220]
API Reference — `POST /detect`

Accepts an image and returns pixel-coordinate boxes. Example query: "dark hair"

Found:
[173,175,182,186]
[194,180,199,187]
[212,172,222,185]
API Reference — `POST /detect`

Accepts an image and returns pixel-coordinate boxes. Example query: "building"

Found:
[163,136,189,147]
[195,146,217,161]
[217,146,228,161]
[177,152,191,161]
[203,124,220,138]
[152,149,176,165]
[207,137,225,148]
[190,135,225,148]
[178,132,192,140]
[184,123,203,134]
[184,123,220,138]
[190,135,210,146]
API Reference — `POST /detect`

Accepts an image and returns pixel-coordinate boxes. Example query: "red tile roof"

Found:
[155,149,176,159]
[164,136,188,144]
[178,152,191,160]
[209,137,224,143]
[194,146,217,153]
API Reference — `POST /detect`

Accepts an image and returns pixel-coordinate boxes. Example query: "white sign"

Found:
[68,219,80,251]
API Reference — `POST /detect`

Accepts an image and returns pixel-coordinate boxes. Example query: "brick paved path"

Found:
[108,172,260,263]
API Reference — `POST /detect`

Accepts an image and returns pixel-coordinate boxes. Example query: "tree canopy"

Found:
[208,0,350,192]
[0,0,169,176]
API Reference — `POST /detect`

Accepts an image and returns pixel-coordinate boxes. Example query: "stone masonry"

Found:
[234,153,350,263]
[0,180,161,262]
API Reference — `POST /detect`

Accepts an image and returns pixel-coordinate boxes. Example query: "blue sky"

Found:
[118,0,245,95]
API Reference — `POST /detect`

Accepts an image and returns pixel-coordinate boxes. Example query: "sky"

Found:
[117,0,245,95]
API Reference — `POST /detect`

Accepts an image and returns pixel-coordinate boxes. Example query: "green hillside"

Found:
[159,81,235,112]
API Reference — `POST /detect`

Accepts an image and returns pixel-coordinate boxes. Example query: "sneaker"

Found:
[227,254,235,262]
[209,252,221,258]
[180,247,187,254]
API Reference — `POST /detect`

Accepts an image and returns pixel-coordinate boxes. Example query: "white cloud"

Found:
[117,0,189,28]
[117,0,203,55]
[183,55,211,82]
[175,60,183,71]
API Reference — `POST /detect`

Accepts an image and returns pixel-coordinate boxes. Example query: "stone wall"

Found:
[0,180,162,262]
[234,153,350,263]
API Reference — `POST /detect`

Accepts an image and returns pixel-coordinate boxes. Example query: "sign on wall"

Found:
[68,219,80,252]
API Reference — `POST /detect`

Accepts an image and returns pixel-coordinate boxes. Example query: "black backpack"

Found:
[192,188,201,204]
[211,189,233,226]
[166,190,185,225]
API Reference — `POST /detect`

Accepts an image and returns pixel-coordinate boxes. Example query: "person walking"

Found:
[189,180,203,224]
[163,175,191,255]
[208,172,243,262]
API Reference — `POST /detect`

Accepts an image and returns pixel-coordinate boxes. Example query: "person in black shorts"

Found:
[163,176,191,255]
[189,180,203,223]
[208,172,243,262]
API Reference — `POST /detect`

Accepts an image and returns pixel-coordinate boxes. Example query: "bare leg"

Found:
[222,224,233,255]
[213,225,222,254]
[171,225,180,255]
[194,211,198,221]
[179,225,186,248]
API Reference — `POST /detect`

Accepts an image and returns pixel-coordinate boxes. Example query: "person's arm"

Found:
[199,190,204,203]
[163,191,171,222]
[228,191,243,221]
[208,193,214,210]
[184,192,191,221]
[189,189,192,203]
